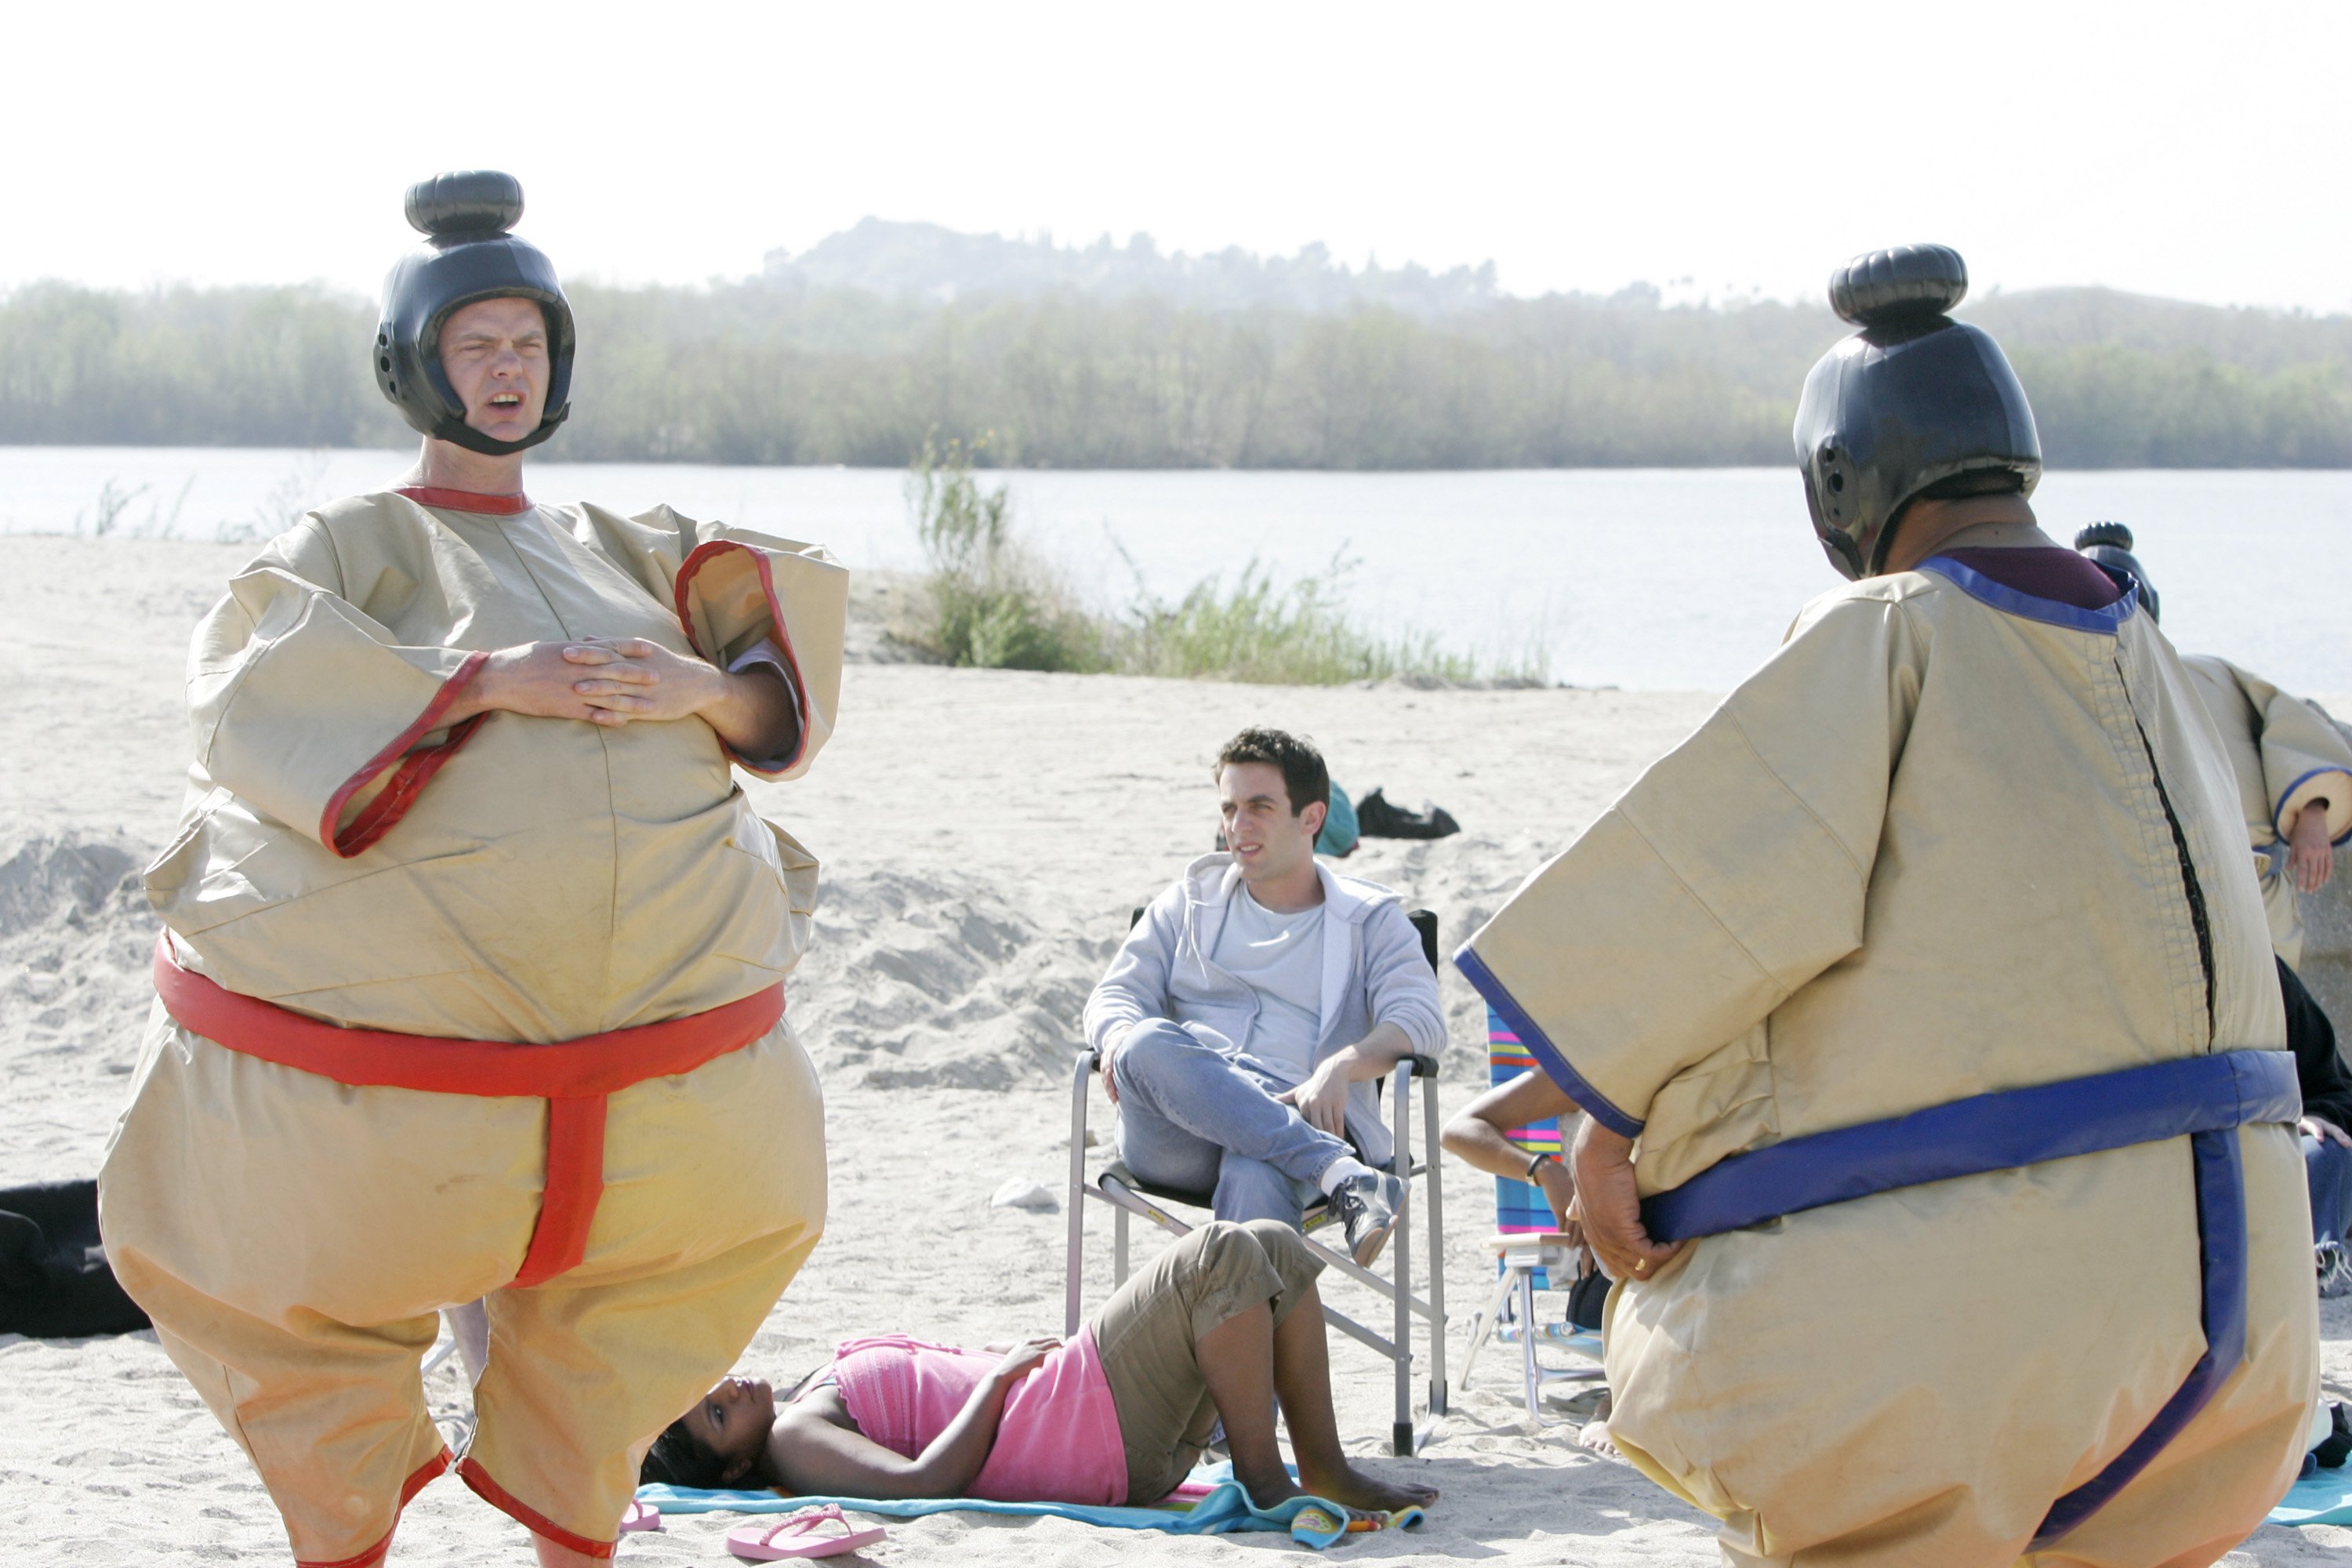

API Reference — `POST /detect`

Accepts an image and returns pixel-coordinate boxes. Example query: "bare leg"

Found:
[1196,1301,1293,1507]
[1269,1281,1437,1513]
[533,1534,604,1567]
[1194,1287,1437,1515]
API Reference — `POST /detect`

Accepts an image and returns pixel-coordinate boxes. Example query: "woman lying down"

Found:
[641,1219,1439,1523]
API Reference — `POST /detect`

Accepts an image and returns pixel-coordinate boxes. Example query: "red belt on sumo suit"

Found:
[151,936,786,1288]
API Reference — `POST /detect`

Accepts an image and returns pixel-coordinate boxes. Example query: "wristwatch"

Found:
[1525,1151,1559,1182]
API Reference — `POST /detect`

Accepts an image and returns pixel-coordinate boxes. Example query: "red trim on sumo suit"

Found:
[394,485,533,516]
[292,1448,452,1568]
[321,651,492,859]
[151,938,784,1287]
[459,1457,616,1559]
[672,539,812,775]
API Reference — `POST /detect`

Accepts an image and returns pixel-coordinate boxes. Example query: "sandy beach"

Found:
[4,532,2347,1567]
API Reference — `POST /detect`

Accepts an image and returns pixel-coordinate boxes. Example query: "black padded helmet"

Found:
[2074,522,2160,623]
[1791,245,2042,579]
[374,170,575,456]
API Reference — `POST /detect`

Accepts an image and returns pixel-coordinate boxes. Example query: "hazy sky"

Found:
[13,1,2347,311]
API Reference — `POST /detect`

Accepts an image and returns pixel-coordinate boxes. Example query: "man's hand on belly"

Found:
[446,637,795,753]
[445,640,652,727]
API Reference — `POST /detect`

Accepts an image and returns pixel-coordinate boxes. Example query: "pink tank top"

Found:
[827,1327,1127,1504]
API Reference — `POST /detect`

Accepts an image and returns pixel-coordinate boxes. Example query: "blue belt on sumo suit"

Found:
[1553,1029,2297,1550]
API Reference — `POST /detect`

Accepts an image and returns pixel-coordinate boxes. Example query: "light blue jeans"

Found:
[1110,1018,1356,1226]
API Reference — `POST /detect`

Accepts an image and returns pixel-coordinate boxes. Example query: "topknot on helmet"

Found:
[1829,245,1968,328]
[1791,244,2041,581]
[405,170,524,239]
[2074,523,2159,622]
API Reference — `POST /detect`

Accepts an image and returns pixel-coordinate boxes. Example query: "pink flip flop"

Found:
[724,1505,887,1560]
[619,1499,662,1533]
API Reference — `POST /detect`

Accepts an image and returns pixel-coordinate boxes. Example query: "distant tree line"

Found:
[4,276,2350,467]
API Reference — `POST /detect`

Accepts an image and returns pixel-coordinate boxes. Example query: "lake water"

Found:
[5,446,2347,694]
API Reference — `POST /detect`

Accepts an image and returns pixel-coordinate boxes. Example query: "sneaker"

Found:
[2318,1241,2352,1300]
[1329,1171,1406,1268]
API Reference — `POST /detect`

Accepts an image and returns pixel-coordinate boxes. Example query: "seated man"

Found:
[1084,728,1444,1265]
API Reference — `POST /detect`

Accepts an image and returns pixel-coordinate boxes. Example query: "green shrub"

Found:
[902,442,1549,686]
[1112,552,1478,684]
[905,436,1104,672]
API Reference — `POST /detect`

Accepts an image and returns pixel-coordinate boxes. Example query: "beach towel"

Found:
[638,1461,1424,1549]
[2267,1467,2352,1527]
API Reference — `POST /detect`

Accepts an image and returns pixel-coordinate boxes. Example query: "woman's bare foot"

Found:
[1577,1418,1619,1457]
[1295,1461,1439,1513]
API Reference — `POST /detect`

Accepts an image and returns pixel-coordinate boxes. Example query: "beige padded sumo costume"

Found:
[2180,654,2352,969]
[1461,561,2315,1566]
[100,486,844,1565]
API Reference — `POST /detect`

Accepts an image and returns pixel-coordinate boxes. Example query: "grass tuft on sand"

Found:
[904,439,1548,687]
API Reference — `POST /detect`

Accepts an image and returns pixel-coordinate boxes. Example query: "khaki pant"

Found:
[100,1005,826,1566]
[1092,1218,1321,1504]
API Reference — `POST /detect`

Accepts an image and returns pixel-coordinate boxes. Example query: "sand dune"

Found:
[2,535,2345,1566]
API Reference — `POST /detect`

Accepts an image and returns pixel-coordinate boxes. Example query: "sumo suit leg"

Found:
[2019,1123,2315,1568]
[101,1009,826,1565]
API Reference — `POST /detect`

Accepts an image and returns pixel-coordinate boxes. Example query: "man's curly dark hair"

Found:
[1214,727,1328,819]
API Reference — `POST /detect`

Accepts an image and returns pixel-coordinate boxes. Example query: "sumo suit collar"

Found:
[375,169,575,458]
[1792,244,2044,581]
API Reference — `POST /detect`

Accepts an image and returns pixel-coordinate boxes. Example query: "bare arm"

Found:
[1441,1069,1584,1221]
[768,1341,1054,1500]
[1276,1022,1414,1137]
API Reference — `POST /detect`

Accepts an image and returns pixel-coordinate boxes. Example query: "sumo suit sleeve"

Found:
[600,507,848,782]
[188,518,491,858]
[1457,592,1925,1135]
[2235,666,2352,845]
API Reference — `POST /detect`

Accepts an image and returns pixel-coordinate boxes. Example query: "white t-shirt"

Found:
[1212,886,1326,1087]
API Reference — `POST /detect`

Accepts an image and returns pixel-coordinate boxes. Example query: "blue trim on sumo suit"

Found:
[1642,1048,2296,1548]
[1918,554,2141,636]
[2271,764,2352,848]
[1451,945,1644,1138]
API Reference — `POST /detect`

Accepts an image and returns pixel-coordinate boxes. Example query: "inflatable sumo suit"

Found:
[1457,247,2316,1566]
[2078,524,2352,969]
[99,173,847,1566]
[2182,655,2352,968]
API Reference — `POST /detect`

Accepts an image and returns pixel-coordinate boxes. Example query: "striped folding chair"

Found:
[1457,1005,1603,1421]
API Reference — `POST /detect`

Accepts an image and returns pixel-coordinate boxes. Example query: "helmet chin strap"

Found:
[431,406,568,457]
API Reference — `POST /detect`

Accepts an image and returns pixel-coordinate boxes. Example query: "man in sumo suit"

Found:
[1457,245,2317,1566]
[101,171,846,1566]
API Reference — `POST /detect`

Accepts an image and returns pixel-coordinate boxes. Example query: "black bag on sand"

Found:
[0,1179,150,1338]
[1354,787,1461,840]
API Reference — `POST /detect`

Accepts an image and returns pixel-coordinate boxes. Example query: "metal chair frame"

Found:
[1457,1232,1604,1422]
[1062,909,1450,1456]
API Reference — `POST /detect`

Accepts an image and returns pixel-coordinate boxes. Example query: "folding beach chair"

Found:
[1064,909,1450,1456]
[1455,1005,1605,1421]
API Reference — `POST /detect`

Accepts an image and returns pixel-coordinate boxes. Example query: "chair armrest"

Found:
[1401,1053,1440,1078]
[1485,1230,1580,1250]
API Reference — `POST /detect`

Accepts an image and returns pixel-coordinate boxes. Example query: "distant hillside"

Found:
[763,217,1502,316]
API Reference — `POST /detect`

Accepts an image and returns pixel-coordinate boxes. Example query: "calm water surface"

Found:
[5,448,2346,694]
